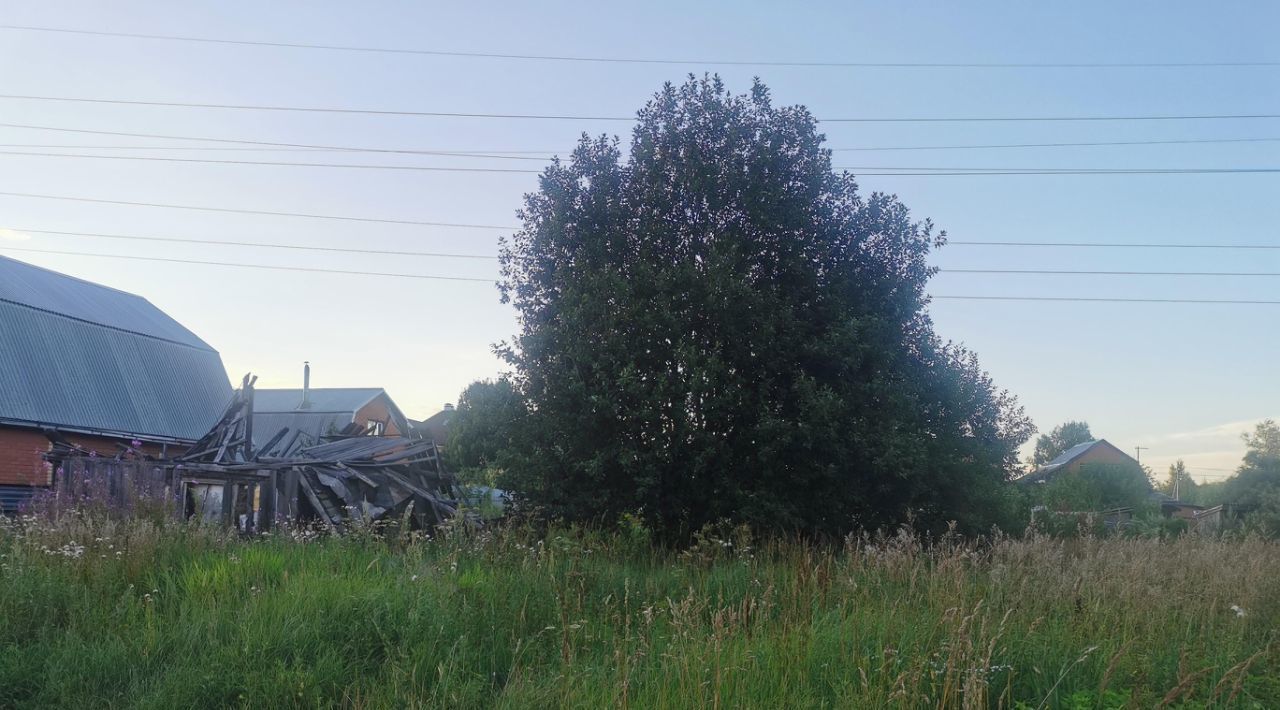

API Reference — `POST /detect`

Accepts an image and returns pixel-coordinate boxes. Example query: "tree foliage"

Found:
[495,76,1033,538]
[444,379,527,482]
[1160,459,1198,501]
[1224,419,1280,506]
[1031,421,1093,467]
[1035,463,1153,512]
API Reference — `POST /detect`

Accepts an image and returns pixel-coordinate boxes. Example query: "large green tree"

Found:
[496,76,1033,537]
[1031,421,1094,467]
[1224,420,1280,504]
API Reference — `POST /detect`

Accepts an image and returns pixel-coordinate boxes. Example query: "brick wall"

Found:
[0,426,187,487]
[0,427,53,486]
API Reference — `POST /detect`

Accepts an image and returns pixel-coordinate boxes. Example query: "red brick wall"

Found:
[0,428,53,486]
[0,426,186,487]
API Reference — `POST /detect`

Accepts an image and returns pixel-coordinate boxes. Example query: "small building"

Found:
[410,403,456,446]
[0,255,232,509]
[1020,439,1141,484]
[251,366,410,452]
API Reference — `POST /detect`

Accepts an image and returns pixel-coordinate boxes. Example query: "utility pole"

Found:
[1134,445,1148,466]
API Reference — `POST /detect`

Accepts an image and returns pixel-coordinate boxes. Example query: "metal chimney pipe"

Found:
[301,361,311,409]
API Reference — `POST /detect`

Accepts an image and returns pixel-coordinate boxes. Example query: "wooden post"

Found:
[220,481,235,529]
[260,470,277,532]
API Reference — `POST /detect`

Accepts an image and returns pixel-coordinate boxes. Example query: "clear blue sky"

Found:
[2,2,1277,480]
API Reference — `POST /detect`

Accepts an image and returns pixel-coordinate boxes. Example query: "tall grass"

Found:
[0,512,1276,708]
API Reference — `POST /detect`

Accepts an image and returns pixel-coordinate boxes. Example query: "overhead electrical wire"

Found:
[6,149,1280,176]
[948,240,1280,249]
[6,94,1280,123]
[5,227,501,259]
[941,268,1280,277]
[931,295,1280,305]
[0,194,1275,251]
[2,244,1269,303]
[14,227,1279,262]
[7,122,1280,157]
[4,246,1280,302]
[0,246,495,282]
[3,24,1278,69]
[0,190,515,229]
[6,230,1280,279]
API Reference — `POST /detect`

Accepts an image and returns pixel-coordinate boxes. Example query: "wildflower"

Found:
[130,439,142,448]
[1230,604,1247,618]
[410,574,419,582]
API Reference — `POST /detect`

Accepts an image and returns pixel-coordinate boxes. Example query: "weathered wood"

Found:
[297,474,338,532]
[258,470,276,529]
[220,482,235,529]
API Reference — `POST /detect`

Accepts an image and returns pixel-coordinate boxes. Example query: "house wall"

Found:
[1065,443,1138,475]
[355,396,404,437]
[0,425,180,487]
[0,427,52,486]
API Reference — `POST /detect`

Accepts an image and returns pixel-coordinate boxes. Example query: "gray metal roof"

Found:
[0,255,232,441]
[0,255,213,350]
[253,388,384,414]
[251,411,354,451]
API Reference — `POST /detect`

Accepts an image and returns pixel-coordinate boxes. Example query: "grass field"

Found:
[1,513,1277,708]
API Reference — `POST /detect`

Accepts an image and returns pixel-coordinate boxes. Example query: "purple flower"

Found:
[131,439,142,448]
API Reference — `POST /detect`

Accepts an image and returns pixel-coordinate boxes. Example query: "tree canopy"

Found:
[494,76,1033,538]
[1031,421,1094,467]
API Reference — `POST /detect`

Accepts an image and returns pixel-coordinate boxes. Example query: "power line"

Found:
[5,227,501,260]
[9,149,1280,177]
[12,228,1279,272]
[4,24,1278,69]
[833,137,1280,152]
[0,191,516,229]
[7,93,1280,123]
[0,122,560,157]
[5,245,1280,302]
[8,121,1280,156]
[941,268,1280,277]
[0,143,332,152]
[0,122,557,159]
[932,295,1280,304]
[0,149,542,173]
[948,240,1280,249]
[0,246,495,282]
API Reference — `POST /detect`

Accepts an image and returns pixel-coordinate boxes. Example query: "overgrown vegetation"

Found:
[2,511,1277,708]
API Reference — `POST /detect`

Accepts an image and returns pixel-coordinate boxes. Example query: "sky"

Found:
[1,2,1278,482]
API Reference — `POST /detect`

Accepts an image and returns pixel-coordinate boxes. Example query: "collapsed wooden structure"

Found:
[46,375,459,532]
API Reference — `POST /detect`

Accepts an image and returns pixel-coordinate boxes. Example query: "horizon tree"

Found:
[1031,421,1094,467]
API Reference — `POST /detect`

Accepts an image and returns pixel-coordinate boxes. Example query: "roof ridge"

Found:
[0,253,145,301]
[0,296,217,352]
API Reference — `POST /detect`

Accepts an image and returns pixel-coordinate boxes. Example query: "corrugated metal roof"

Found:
[1042,440,1099,469]
[253,388,384,413]
[251,411,354,450]
[0,255,213,349]
[0,256,232,441]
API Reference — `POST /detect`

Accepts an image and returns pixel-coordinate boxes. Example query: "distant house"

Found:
[1019,439,1141,484]
[251,366,410,454]
[410,403,456,447]
[0,255,232,509]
